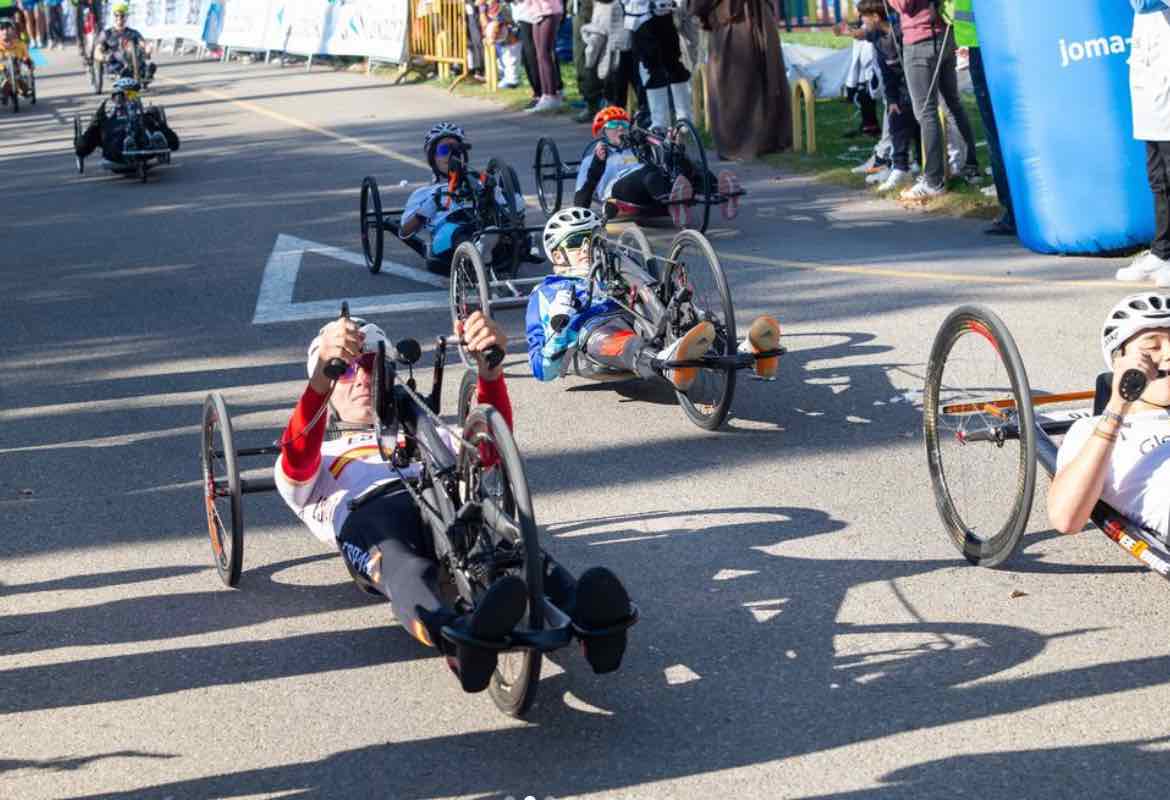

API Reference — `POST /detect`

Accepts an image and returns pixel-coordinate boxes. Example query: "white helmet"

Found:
[543,207,601,271]
[306,317,389,378]
[1100,292,1170,368]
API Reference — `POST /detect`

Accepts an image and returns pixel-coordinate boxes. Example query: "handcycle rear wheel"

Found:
[6,58,18,114]
[360,176,385,274]
[459,405,544,717]
[201,392,243,587]
[669,119,710,234]
[534,137,563,216]
[73,115,85,174]
[449,241,492,367]
[664,229,736,430]
[923,305,1036,567]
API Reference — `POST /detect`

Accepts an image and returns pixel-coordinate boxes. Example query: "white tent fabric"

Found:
[782,43,854,98]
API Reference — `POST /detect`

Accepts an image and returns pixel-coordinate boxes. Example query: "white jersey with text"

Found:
[575,145,642,204]
[275,429,454,546]
[1056,409,1170,537]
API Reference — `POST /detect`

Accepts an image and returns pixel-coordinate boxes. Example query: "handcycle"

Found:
[0,54,35,113]
[93,38,152,95]
[360,143,543,282]
[533,117,744,235]
[452,221,783,430]
[73,93,172,182]
[78,0,103,92]
[200,306,637,716]
[923,304,1170,579]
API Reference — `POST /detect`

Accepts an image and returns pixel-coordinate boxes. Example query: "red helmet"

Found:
[592,106,631,138]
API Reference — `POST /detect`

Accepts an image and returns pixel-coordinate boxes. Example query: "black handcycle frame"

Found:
[200,323,637,716]
[533,118,744,234]
[73,101,171,182]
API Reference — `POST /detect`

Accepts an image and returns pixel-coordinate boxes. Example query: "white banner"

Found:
[127,0,213,40]
[202,0,408,61]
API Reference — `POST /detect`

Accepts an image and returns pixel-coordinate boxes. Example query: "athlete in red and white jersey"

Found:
[274,310,634,693]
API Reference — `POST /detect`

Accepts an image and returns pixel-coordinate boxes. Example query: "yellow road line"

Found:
[157,77,430,172]
[719,250,1129,289]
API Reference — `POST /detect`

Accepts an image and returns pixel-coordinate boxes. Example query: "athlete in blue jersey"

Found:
[525,207,779,387]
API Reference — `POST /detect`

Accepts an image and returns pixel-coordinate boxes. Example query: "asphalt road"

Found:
[3,51,1170,800]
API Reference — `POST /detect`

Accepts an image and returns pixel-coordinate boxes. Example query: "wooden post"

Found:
[791,78,816,153]
[483,38,498,92]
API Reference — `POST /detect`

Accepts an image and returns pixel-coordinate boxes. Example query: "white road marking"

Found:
[664,664,701,685]
[252,234,450,325]
[712,568,758,581]
[743,598,788,623]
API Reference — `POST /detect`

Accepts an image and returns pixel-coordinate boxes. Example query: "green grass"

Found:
[765,93,1001,218]
[383,60,588,117]
[780,30,853,50]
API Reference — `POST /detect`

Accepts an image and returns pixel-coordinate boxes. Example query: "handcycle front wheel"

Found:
[486,158,525,277]
[201,392,244,587]
[923,305,1037,567]
[617,224,657,281]
[664,229,736,430]
[449,241,492,367]
[669,119,711,234]
[6,58,18,114]
[458,404,545,718]
[360,176,385,274]
[534,137,563,216]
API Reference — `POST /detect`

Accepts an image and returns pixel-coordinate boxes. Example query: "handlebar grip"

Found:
[323,301,350,380]
[483,345,505,370]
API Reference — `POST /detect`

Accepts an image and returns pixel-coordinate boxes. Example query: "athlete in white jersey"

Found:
[1050,292,1170,545]
[274,310,634,692]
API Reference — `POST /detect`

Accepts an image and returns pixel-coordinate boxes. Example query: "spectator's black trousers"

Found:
[1148,141,1170,261]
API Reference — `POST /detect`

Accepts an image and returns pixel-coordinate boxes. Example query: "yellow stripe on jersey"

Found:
[328,445,381,479]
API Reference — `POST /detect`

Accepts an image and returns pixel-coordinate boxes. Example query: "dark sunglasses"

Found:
[560,230,592,249]
[603,119,630,130]
[436,142,459,157]
[337,352,377,382]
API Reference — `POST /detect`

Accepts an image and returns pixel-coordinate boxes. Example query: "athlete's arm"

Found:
[573,148,605,208]
[455,311,513,429]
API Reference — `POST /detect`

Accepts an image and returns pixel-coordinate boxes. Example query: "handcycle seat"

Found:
[1093,371,1113,416]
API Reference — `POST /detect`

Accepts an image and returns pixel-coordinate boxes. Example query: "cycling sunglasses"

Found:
[337,352,378,382]
[435,141,461,157]
[559,230,592,250]
[603,120,630,131]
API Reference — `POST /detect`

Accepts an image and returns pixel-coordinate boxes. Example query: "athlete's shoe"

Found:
[737,315,781,380]
[658,320,715,391]
[900,177,944,202]
[1117,250,1170,282]
[572,567,633,674]
[718,171,741,220]
[876,168,912,193]
[668,174,694,228]
[446,575,526,693]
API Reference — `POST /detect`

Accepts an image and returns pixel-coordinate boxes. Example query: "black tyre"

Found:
[201,392,243,587]
[95,61,103,95]
[488,160,524,277]
[618,224,657,280]
[670,119,710,233]
[664,229,736,430]
[534,137,562,215]
[360,176,384,274]
[924,305,1036,567]
[136,161,147,182]
[449,240,491,367]
[457,367,477,427]
[28,67,35,105]
[459,405,544,718]
[73,115,85,174]
[7,59,18,114]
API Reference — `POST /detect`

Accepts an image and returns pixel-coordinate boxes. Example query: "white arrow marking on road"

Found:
[712,568,758,581]
[742,598,789,623]
[252,234,450,325]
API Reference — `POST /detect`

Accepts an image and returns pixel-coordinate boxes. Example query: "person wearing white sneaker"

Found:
[877,167,912,193]
[1117,250,1170,282]
[1128,2,1170,286]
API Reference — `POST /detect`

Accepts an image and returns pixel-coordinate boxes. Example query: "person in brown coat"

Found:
[689,0,792,158]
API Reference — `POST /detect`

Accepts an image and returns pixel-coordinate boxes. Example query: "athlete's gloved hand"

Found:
[457,311,507,380]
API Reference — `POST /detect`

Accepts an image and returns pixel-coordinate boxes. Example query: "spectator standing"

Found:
[1118,0,1170,284]
[18,0,45,47]
[689,0,791,158]
[44,0,63,47]
[524,0,564,112]
[888,0,978,201]
[572,0,604,121]
[953,0,1014,235]
[512,0,543,108]
[581,0,643,110]
[857,0,917,193]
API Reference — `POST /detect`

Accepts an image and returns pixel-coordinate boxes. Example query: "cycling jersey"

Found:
[1057,409,1170,539]
[275,375,512,545]
[575,144,641,204]
[525,275,620,381]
